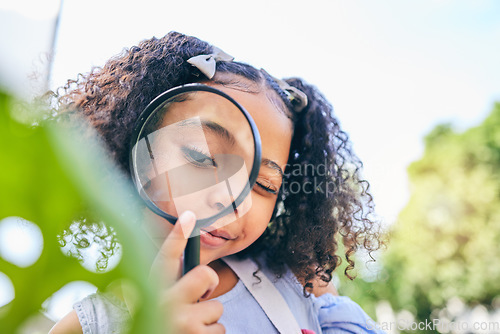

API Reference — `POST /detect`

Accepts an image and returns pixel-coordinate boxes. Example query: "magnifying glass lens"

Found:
[131,87,257,234]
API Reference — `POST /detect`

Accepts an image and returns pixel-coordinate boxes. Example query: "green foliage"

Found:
[0,91,166,333]
[395,103,500,309]
[339,103,500,331]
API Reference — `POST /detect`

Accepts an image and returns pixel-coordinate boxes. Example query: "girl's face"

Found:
[143,76,293,265]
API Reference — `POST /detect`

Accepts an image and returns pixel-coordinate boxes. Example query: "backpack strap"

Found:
[222,256,303,334]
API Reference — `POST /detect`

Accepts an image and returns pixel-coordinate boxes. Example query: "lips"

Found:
[199,228,236,248]
[203,228,235,240]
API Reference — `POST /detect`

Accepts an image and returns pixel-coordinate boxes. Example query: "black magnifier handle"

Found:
[183,232,200,275]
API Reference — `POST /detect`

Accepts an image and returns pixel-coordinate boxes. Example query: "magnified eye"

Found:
[181,146,217,168]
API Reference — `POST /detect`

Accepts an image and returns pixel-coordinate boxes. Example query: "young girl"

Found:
[50,31,384,334]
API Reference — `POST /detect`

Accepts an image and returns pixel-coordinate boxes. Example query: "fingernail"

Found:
[179,211,196,238]
[179,210,194,221]
[201,287,214,300]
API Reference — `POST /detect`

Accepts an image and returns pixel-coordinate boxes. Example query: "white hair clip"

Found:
[187,47,234,79]
[260,69,308,113]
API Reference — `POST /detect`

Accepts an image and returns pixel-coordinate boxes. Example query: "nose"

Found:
[205,182,254,231]
[207,179,238,214]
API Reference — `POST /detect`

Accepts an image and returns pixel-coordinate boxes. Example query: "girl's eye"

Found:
[255,178,279,195]
[181,146,217,168]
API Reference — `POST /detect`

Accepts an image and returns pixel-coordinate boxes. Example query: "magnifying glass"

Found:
[129,83,261,274]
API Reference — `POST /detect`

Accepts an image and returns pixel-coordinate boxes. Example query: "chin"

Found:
[200,248,239,265]
[199,251,223,265]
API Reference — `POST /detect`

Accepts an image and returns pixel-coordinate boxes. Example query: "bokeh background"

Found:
[1,1,500,333]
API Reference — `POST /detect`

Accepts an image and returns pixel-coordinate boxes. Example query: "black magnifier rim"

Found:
[129,83,262,229]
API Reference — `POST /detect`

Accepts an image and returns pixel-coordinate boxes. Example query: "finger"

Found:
[204,323,226,334]
[173,304,225,334]
[199,300,224,325]
[173,265,220,303]
[158,210,197,260]
[151,211,196,283]
[176,300,223,325]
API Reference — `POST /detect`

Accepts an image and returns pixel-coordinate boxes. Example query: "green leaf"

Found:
[0,91,166,333]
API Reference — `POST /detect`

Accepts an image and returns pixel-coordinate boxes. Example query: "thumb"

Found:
[151,211,197,283]
[159,210,196,260]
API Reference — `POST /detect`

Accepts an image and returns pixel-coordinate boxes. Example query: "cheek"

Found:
[243,193,277,239]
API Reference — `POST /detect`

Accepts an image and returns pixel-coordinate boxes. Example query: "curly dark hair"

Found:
[54,31,382,289]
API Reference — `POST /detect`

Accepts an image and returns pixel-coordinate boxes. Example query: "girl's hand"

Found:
[151,211,225,334]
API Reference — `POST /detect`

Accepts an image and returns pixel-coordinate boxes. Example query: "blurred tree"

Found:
[338,103,500,331]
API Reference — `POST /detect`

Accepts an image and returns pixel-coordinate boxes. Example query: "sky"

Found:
[2,0,500,223]
[1,0,500,320]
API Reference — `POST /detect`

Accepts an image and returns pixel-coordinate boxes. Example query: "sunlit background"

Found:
[1,0,500,333]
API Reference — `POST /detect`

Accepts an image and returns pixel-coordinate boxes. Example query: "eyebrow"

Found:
[203,121,235,145]
[262,158,284,178]
[179,119,235,145]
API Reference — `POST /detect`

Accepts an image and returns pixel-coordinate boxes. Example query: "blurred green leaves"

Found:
[0,91,164,333]
[392,103,500,311]
[339,103,500,331]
